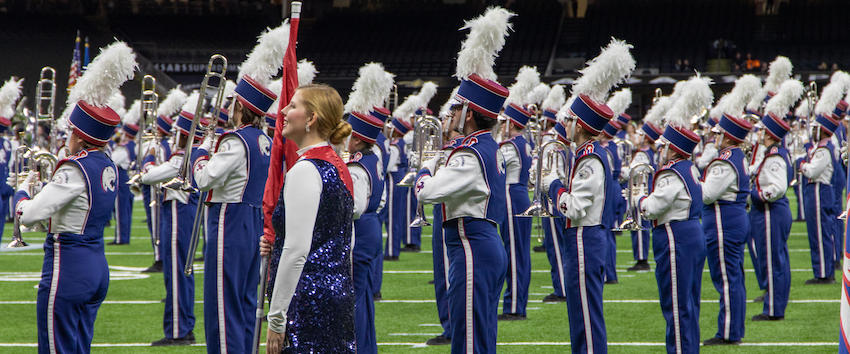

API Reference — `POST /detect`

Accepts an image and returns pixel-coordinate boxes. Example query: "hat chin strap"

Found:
[455,102,468,135]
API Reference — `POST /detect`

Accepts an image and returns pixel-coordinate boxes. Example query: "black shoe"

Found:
[425,335,451,346]
[497,313,527,321]
[626,260,650,272]
[383,255,399,261]
[542,294,567,303]
[753,292,766,302]
[837,262,843,270]
[752,313,784,321]
[373,291,382,301]
[194,255,204,262]
[428,279,435,284]
[533,245,546,253]
[151,332,195,346]
[107,241,125,245]
[401,244,421,252]
[794,218,805,222]
[161,298,166,303]
[703,337,741,346]
[141,261,163,273]
[805,277,836,285]
[604,279,619,285]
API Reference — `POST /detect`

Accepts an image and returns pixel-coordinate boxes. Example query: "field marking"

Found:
[1,341,833,347]
[0,299,837,305]
[384,268,820,274]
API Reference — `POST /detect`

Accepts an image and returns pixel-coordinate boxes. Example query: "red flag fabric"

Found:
[263,3,301,243]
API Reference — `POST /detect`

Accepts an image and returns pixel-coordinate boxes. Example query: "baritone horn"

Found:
[409,114,444,227]
[617,163,653,231]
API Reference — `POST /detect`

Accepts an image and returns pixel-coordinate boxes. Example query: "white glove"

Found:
[620,166,630,182]
[541,171,558,193]
[6,173,16,189]
[408,152,421,169]
[16,171,37,193]
[200,133,215,152]
[632,193,644,210]
[421,157,439,175]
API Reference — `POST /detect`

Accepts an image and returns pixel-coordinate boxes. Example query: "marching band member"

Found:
[15,41,135,354]
[345,111,385,354]
[141,94,207,346]
[386,113,413,260]
[498,66,538,320]
[831,94,848,270]
[109,101,139,245]
[543,38,635,354]
[791,101,811,222]
[701,73,759,345]
[194,75,275,351]
[599,88,631,283]
[413,7,512,352]
[800,79,845,285]
[264,84,355,353]
[636,76,711,354]
[0,77,22,244]
[370,105,393,301]
[749,79,804,321]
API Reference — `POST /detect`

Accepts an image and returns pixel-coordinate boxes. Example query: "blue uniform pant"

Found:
[652,221,704,354]
[37,234,109,354]
[387,184,414,257]
[353,213,382,354]
[500,186,531,315]
[604,229,617,282]
[542,216,567,297]
[631,221,651,261]
[203,203,261,354]
[748,211,766,290]
[564,225,608,354]
[432,206,451,338]
[804,182,836,279]
[751,200,792,317]
[445,218,506,354]
[161,200,196,339]
[113,172,133,244]
[834,182,845,264]
[793,159,805,221]
[703,203,748,341]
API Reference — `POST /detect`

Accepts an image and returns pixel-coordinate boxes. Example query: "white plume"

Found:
[815,80,846,116]
[720,74,762,117]
[644,96,672,127]
[182,91,200,114]
[417,81,438,109]
[671,80,688,100]
[394,94,419,119]
[528,83,550,106]
[455,7,515,81]
[66,41,137,108]
[830,71,850,92]
[505,66,540,106]
[795,98,812,118]
[764,56,793,94]
[238,21,290,86]
[664,75,714,129]
[297,59,318,87]
[223,80,237,100]
[124,100,141,126]
[557,96,577,121]
[440,86,460,117]
[345,62,395,114]
[765,79,805,117]
[267,79,283,114]
[542,84,565,112]
[157,87,188,117]
[606,88,632,118]
[107,91,126,118]
[570,38,635,103]
[0,77,23,118]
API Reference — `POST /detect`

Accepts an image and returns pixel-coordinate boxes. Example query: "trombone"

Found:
[409,114,444,227]
[617,163,653,231]
[35,67,57,152]
[183,54,229,276]
[128,75,158,194]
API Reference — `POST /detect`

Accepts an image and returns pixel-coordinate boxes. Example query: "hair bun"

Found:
[329,120,352,145]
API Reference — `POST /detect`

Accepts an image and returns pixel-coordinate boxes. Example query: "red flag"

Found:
[263,2,302,242]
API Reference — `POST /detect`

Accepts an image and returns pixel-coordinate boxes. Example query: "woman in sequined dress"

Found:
[261,84,356,353]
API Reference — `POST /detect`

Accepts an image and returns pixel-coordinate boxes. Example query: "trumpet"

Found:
[128,75,158,195]
[183,54,229,276]
[616,163,654,231]
[409,114,444,227]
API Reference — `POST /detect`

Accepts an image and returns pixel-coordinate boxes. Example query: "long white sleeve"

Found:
[702,160,738,204]
[348,164,371,219]
[194,136,244,192]
[18,164,86,226]
[387,145,400,173]
[757,154,789,202]
[141,154,181,185]
[416,151,488,205]
[747,144,767,175]
[267,159,322,333]
[500,143,521,185]
[801,147,833,184]
[696,143,717,169]
[556,156,605,223]
[112,145,131,170]
[631,149,651,167]
[639,169,695,224]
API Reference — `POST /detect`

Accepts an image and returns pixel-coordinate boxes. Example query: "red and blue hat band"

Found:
[371,107,391,122]
[543,109,557,122]
[218,109,229,125]
[176,111,203,138]
[616,113,630,126]
[347,112,383,144]
[662,125,700,157]
[708,116,718,127]
[69,103,119,146]
[234,75,277,115]
[816,113,839,133]
[391,117,412,135]
[641,122,662,142]
[570,94,613,135]
[123,123,139,138]
[719,114,751,142]
[601,121,620,138]
[265,114,276,128]
[763,113,790,140]
[156,115,173,135]
[456,74,509,120]
[504,103,531,129]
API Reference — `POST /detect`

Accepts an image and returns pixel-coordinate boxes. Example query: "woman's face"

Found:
[281,90,312,141]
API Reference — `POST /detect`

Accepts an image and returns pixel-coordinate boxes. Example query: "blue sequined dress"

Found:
[268,158,356,353]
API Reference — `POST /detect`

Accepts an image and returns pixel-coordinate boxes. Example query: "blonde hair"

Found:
[298,84,351,145]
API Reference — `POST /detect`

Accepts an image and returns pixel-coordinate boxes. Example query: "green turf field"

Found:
[0,190,841,353]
